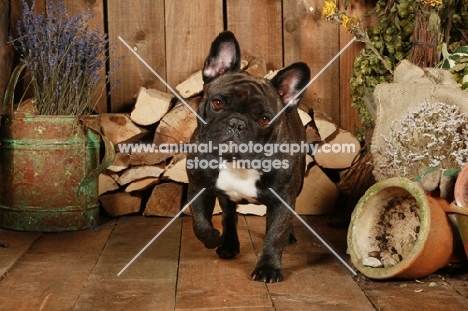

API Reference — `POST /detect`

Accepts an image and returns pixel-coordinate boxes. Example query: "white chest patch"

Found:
[215,162,262,203]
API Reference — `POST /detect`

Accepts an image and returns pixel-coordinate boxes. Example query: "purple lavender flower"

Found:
[12,0,123,115]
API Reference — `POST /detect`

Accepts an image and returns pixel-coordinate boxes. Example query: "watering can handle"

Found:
[3,62,27,116]
[79,117,115,191]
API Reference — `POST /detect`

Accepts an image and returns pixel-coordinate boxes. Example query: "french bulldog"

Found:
[186,31,310,283]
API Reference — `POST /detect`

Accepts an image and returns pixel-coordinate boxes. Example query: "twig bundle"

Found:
[408,5,440,67]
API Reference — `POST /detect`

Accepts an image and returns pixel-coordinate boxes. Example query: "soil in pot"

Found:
[353,187,420,269]
[348,177,453,280]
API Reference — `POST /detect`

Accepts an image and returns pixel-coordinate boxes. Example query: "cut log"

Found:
[143,182,184,217]
[314,129,361,169]
[100,113,148,145]
[163,157,188,183]
[130,87,174,126]
[125,177,160,192]
[314,112,339,141]
[176,71,204,99]
[298,108,312,126]
[244,58,267,78]
[117,164,165,185]
[296,165,339,215]
[184,198,222,215]
[99,192,142,216]
[306,123,321,144]
[237,204,266,216]
[98,172,120,195]
[129,152,174,166]
[175,60,248,99]
[186,200,266,216]
[305,154,314,169]
[107,153,130,173]
[264,69,279,80]
[153,102,197,145]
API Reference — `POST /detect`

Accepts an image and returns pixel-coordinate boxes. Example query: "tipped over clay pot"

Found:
[347,177,454,280]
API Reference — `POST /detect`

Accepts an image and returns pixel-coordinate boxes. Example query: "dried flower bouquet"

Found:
[373,101,468,180]
[12,0,119,115]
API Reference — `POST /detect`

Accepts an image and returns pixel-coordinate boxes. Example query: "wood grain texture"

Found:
[0,0,13,114]
[338,0,376,132]
[165,0,224,87]
[107,0,166,112]
[283,0,341,124]
[5,0,372,130]
[74,217,181,310]
[175,216,273,310]
[226,0,283,71]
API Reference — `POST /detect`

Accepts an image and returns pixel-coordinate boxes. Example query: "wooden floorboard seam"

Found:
[1,215,466,310]
[70,220,118,311]
[73,224,118,310]
[242,215,277,307]
[0,232,42,283]
[174,216,186,311]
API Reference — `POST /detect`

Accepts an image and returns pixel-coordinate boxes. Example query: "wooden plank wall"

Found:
[4,0,377,132]
[0,0,12,109]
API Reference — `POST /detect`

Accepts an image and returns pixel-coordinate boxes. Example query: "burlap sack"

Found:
[371,60,468,181]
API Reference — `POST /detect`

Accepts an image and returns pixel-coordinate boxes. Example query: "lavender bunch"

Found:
[373,101,468,180]
[13,0,119,115]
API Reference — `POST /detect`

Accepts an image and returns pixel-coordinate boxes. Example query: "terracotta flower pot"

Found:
[450,203,468,260]
[454,165,468,208]
[347,177,454,280]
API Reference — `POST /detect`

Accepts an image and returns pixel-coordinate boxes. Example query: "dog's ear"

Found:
[203,31,241,84]
[271,62,311,111]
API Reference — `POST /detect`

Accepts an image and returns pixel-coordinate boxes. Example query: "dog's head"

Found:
[196,31,310,148]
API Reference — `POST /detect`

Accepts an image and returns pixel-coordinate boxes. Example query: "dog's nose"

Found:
[229,118,246,132]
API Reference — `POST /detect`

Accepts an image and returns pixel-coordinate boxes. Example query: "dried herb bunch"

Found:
[329,0,468,140]
[373,101,468,180]
[13,1,118,115]
[349,1,417,140]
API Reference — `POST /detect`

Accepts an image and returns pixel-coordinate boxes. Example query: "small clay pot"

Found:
[454,165,468,207]
[347,177,454,280]
[450,203,468,260]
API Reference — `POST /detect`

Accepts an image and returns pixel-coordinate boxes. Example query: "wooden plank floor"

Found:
[0,214,467,310]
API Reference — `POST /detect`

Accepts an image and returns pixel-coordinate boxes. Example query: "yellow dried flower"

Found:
[419,0,443,6]
[322,1,337,18]
[341,14,349,27]
[344,16,361,33]
[321,0,394,75]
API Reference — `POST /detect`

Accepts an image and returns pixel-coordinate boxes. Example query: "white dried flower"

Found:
[374,102,468,180]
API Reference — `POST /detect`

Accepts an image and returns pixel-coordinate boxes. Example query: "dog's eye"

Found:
[258,116,270,127]
[211,99,223,111]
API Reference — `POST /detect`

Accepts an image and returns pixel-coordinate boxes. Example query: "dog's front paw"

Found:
[216,240,240,259]
[195,228,223,249]
[251,265,283,283]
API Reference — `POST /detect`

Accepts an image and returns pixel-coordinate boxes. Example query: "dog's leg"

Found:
[251,202,294,283]
[189,188,223,249]
[216,195,240,259]
[266,213,297,246]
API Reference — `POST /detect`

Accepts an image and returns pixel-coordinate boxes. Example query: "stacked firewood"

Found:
[98,56,361,217]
